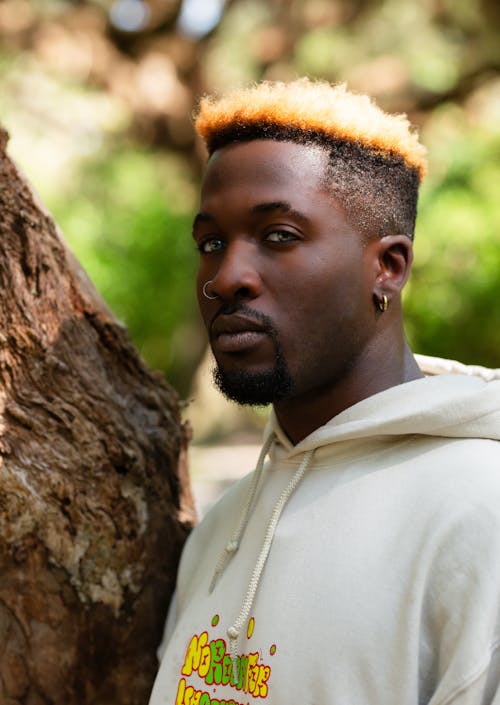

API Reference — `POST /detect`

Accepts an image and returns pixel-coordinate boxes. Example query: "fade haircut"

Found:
[194,78,427,240]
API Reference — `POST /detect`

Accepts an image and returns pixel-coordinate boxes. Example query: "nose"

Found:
[210,240,262,302]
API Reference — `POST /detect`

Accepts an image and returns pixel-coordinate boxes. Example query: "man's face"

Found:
[193,140,378,406]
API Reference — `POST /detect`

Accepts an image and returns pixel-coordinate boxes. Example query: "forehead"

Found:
[200,140,329,205]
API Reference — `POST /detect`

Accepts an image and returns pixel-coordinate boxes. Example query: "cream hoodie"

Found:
[149,355,500,705]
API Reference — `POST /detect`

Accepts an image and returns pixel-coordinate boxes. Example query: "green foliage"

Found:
[49,145,203,394]
[295,27,361,78]
[404,110,500,366]
[202,0,272,90]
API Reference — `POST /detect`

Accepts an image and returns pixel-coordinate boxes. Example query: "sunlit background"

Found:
[1,0,499,462]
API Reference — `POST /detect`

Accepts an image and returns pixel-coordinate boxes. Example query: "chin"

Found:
[213,363,293,407]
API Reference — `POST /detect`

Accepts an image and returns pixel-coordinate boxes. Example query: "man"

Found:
[149,79,500,704]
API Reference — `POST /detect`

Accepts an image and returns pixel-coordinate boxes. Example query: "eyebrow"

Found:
[251,201,311,225]
[192,211,214,232]
[192,200,311,236]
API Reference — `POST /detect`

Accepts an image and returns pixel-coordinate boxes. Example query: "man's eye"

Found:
[265,230,299,243]
[198,238,224,254]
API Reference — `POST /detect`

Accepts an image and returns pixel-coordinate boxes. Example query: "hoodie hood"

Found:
[267,354,500,458]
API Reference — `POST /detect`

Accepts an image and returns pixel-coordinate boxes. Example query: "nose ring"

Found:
[202,280,218,300]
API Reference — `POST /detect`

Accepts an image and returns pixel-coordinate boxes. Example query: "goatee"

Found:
[213,352,293,406]
[209,303,294,405]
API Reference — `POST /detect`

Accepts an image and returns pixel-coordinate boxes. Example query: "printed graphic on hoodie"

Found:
[175,616,277,704]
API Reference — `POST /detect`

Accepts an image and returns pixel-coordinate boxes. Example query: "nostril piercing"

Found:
[202,280,218,300]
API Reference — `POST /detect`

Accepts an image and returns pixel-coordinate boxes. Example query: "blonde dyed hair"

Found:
[196,78,427,181]
[195,78,427,239]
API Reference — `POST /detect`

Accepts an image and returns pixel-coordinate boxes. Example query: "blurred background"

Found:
[1,0,499,509]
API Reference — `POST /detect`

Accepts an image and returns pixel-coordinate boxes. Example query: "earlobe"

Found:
[372,235,414,306]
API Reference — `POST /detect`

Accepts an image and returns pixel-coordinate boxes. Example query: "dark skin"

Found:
[193,140,422,444]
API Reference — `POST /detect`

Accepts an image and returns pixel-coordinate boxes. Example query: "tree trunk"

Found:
[0,127,195,705]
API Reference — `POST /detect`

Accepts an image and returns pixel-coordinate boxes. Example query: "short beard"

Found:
[213,351,293,406]
[210,304,293,406]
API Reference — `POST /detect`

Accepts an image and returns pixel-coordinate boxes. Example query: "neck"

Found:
[273,334,422,445]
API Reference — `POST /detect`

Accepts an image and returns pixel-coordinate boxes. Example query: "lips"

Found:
[210,313,270,354]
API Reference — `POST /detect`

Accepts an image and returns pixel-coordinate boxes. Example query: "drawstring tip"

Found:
[207,435,274,598]
[227,626,240,675]
[208,572,219,594]
[209,539,240,593]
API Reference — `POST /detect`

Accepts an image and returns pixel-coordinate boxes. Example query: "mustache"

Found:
[209,303,278,339]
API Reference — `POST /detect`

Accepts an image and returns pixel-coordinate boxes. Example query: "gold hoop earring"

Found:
[376,294,389,312]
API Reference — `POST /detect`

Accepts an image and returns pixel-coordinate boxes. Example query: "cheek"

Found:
[291,260,363,310]
[273,259,369,343]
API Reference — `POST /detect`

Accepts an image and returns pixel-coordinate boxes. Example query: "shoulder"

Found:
[407,438,500,581]
[391,435,500,498]
[395,436,500,538]
[426,437,500,505]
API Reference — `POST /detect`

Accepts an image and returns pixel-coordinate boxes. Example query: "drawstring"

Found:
[226,448,315,664]
[209,433,275,594]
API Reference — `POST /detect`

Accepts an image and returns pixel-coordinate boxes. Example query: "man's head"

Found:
[192,79,427,409]
[196,79,427,242]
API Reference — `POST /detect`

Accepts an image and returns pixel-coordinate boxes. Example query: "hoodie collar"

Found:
[265,356,500,459]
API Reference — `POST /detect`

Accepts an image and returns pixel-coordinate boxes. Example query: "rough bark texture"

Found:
[0,128,195,705]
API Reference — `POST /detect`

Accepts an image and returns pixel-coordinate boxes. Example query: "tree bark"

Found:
[0,127,195,705]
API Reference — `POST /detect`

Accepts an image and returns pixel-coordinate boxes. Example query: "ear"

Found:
[370,234,414,302]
